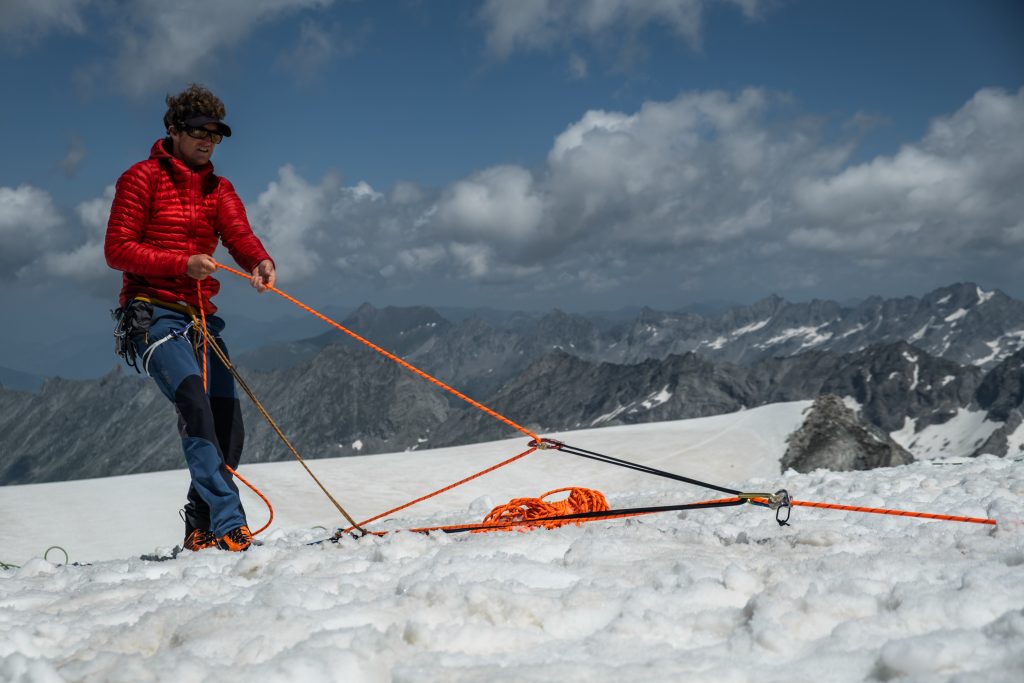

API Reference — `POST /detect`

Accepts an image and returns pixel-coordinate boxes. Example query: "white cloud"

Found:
[434,166,546,246]
[29,87,1024,307]
[0,185,65,277]
[250,165,339,282]
[479,0,764,58]
[100,0,333,96]
[42,186,114,282]
[790,87,1024,258]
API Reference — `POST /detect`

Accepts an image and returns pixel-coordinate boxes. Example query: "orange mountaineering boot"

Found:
[218,525,253,552]
[183,527,219,551]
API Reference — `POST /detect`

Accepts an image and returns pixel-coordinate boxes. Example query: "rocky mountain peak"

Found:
[976,347,1024,422]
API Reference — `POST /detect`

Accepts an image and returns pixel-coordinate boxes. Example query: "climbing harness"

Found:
[111,301,154,372]
[140,320,195,374]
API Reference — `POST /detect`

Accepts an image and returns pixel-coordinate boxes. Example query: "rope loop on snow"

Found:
[43,546,70,565]
[478,487,610,531]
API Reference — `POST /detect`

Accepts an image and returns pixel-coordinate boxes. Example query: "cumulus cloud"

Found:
[790,87,1024,259]
[479,0,763,58]
[29,87,1024,307]
[249,165,339,282]
[42,186,114,282]
[0,185,65,278]
[434,166,546,246]
[89,0,333,96]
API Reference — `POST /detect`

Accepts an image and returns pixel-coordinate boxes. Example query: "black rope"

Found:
[432,498,747,534]
[547,441,743,496]
[323,497,748,541]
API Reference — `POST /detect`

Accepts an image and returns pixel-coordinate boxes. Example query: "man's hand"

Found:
[251,259,276,293]
[187,254,218,280]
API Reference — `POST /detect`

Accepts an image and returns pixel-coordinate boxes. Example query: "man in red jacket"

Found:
[105,84,276,552]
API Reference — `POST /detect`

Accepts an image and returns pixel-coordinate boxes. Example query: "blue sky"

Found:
[1,0,1022,377]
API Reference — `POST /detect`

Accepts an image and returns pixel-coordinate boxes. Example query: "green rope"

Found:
[1,546,71,570]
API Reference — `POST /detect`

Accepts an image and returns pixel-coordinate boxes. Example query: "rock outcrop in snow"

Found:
[781,394,914,472]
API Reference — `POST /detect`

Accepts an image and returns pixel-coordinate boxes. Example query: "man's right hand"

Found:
[186,254,218,280]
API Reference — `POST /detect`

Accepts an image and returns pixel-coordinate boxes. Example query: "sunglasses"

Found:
[179,125,224,144]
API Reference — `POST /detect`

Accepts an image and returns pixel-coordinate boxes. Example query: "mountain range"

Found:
[2,282,1023,485]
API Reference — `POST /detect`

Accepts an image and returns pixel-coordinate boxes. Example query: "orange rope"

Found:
[216,264,540,443]
[475,487,609,531]
[365,496,745,535]
[195,279,274,536]
[788,499,996,525]
[342,445,539,533]
[213,267,998,536]
[226,464,274,535]
[357,493,996,536]
[198,280,208,392]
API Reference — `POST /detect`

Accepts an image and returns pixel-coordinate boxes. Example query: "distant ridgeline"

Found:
[2,282,1023,485]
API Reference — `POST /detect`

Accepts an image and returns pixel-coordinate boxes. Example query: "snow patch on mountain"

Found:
[945,308,969,323]
[975,329,1024,366]
[891,409,1001,460]
[759,324,834,349]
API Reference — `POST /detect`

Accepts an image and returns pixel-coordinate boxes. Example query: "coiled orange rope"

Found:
[476,487,610,531]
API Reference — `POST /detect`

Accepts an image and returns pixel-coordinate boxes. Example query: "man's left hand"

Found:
[251,260,276,293]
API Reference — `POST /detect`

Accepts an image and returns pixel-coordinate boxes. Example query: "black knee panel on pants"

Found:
[211,396,245,469]
[174,375,219,443]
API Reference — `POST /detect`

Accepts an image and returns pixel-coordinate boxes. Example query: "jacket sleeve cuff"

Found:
[174,253,191,276]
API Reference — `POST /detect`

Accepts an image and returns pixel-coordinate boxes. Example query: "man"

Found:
[105,84,276,552]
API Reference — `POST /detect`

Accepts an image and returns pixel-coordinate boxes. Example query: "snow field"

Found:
[1,403,1023,682]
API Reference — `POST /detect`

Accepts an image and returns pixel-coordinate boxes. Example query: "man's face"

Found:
[169,123,220,168]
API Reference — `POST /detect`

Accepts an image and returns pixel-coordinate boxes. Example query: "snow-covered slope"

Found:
[2,402,1023,682]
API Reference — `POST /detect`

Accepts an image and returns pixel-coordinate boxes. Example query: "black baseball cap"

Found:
[181,113,232,137]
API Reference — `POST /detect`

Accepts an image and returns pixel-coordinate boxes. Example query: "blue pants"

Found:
[134,310,247,537]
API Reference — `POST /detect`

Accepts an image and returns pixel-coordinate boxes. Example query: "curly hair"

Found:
[162,83,226,132]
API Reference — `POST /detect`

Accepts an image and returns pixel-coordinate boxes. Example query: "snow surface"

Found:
[2,401,1023,682]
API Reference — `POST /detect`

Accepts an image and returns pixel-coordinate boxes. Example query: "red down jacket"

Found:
[105,138,272,314]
